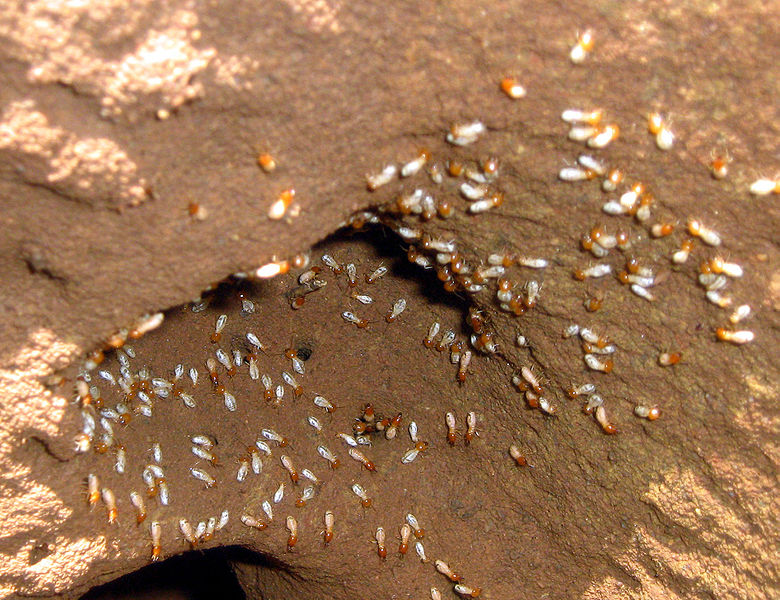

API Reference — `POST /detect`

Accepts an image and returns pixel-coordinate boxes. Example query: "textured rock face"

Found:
[0,1,778,599]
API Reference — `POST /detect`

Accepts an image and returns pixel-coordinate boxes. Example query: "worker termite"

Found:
[715,328,754,345]
[457,350,472,383]
[729,304,751,324]
[385,413,402,440]
[584,354,614,373]
[348,448,377,471]
[436,330,456,352]
[254,259,290,279]
[262,500,274,521]
[687,218,721,246]
[211,314,227,343]
[587,123,620,149]
[630,283,654,302]
[282,371,303,397]
[706,256,744,278]
[672,238,695,264]
[446,121,486,146]
[562,108,604,126]
[318,445,341,468]
[342,311,368,328]
[464,413,477,443]
[651,222,675,238]
[87,474,100,508]
[295,485,315,507]
[573,263,612,280]
[102,488,118,524]
[273,483,285,504]
[445,411,457,445]
[658,351,681,366]
[352,483,372,507]
[709,152,731,179]
[314,395,336,413]
[375,526,387,559]
[236,458,249,482]
[454,583,482,598]
[280,455,299,483]
[401,149,431,177]
[569,29,594,64]
[431,588,443,600]
[749,178,779,196]
[406,513,424,538]
[595,405,617,434]
[190,467,216,488]
[365,265,388,284]
[520,366,544,393]
[323,510,334,545]
[257,152,276,172]
[150,521,162,562]
[268,188,295,220]
[402,441,429,464]
[386,299,407,322]
[261,428,288,447]
[399,523,412,555]
[634,405,661,420]
[240,514,268,531]
[415,541,429,563]
[500,76,526,98]
[435,559,464,582]
[366,164,398,190]
[509,444,529,467]
[647,113,674,150]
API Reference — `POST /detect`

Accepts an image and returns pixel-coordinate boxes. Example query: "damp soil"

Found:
[1,1,779,599]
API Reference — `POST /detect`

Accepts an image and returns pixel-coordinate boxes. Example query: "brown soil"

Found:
[0,1,778,599]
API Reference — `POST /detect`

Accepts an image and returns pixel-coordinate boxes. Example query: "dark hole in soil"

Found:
[80,547,247,600]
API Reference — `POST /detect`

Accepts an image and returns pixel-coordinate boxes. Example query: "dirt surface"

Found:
[1,0,778,599]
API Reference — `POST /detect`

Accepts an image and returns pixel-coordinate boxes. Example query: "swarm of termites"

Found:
[69,41,759,596]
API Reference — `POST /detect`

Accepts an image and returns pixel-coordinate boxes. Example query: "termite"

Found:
[435,559,464,582]
[464,411,477,445]
[150,521,162,562]
[281,455,299,483]
[348,448,377,471]
[323,510,334,545]
[509,444,529,467]
[375,527,387,559]
[352,483,372,507]
[399,523,412,555]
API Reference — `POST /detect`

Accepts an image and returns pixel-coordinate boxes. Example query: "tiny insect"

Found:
[314,395,336,412]
[318,445,341,468]
[500,76,526,98]
[273,483,285,504]
[190,467,216,488]
[595,405,617,434]
[342,311,368,329]
[262,500,274,521]
[687,218,721,246]
[435,559,464,583]
[366,265,388,284]
[102,487,118,524]
[446,121,485,146]
[748,178,779,196]
[561,108,603,125]
[87,474,100,508]
[658,352,681,366]
[584,354,614,373]
[323,510,335,545]
[569,28,594,64]
[211,314,227,344]
[386,298,407,322]
[399,523,412,555]
[240,514,268,531]
[509,444,529,467]
[634,405,661,420]
[406,513,424,538]
[715,328,754,345]
[375,526,387,559]
[401,148,431,177]
[280,455,299,483]
[262,428,288,447]
[647,112,674,150]
[268,188,295,220]
[257,152,276,172]
[402,441,429,464]
[415,540,429,563]
[366,164,398,190]
[464,411,478,445]
[149,521,162,562]
[587,123,620,149]
[348,447,377,471]
[454,583,483,598]
[672,238,695,264]
[352,483,372,507]
[729,304,751,324]
[295,485,316,507]
[445,411,457,445]
[431,588,443,600]
[573,263,611,280]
